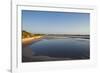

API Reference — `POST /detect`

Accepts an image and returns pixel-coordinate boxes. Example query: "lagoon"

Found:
[22,36,90,62]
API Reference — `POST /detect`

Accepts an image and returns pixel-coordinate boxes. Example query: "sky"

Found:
[22,10,90,35]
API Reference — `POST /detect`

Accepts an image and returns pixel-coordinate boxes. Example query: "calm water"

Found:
[25,37,90,61]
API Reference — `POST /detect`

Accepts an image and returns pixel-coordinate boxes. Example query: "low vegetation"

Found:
[22,30,45,39]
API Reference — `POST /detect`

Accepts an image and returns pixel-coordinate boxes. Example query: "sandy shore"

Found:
[22,36,43,46]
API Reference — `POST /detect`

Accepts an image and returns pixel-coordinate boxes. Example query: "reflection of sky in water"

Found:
[27,38,90,59]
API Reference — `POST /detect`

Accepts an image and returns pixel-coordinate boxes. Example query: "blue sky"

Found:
[22,10,90,34]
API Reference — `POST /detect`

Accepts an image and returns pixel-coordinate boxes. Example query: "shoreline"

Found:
[22,36,44,61]
[22,36,43,46]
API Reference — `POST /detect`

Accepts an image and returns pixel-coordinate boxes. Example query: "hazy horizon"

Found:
[22,10,90,35]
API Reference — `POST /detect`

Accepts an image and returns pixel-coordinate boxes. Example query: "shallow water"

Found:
[26,37,90,60]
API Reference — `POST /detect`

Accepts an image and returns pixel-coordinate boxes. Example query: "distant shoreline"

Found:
[44,35,90,39]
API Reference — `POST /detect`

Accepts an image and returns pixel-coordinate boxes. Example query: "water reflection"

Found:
[22,37,90,62]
